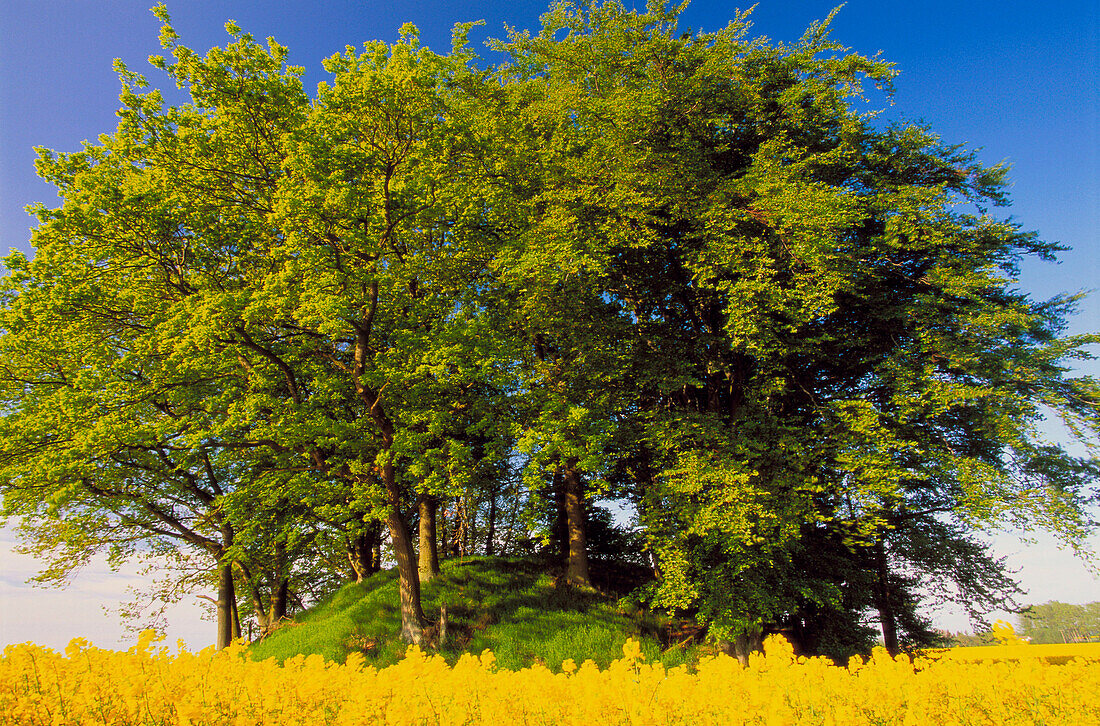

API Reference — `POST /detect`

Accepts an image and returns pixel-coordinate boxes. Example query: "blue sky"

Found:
[0,1,1097,649]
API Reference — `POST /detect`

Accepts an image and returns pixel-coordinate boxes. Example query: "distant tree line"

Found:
[1019,601,1100,644]
[944,601,1100,646]
[2,2,1097,660]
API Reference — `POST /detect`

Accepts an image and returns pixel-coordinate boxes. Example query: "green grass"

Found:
[248,555,704,670]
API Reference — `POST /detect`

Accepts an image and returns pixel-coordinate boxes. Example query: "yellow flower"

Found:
[3,631,1100,724]
[991,620,1028,646]
[621,638,644,662]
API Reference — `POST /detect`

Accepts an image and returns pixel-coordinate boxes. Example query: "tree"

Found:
[0,7,356,647]
[0,4,518,646]
[264,22,522,641]
[495,0,1100,651]
[1018,601,1100,643]
[0,128,277,649]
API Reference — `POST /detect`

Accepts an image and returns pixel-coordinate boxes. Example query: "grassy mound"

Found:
[248,556,704,670]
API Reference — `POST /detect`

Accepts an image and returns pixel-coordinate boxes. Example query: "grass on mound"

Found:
[247,555,703,671]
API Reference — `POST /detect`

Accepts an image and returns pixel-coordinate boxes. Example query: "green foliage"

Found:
[493,0,1098,646]
[1018,601,1100,644]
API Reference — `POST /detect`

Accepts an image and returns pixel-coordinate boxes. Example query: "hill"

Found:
[247,555,703,670]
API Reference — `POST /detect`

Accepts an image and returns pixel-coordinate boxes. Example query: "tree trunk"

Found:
[563,458,590,588]
[269,539,288,626]
[233,560,268,634]
[271,578,289,622]
[485,483,498,557]
[444,498,465,557]
[216,522,239,649]
[353,287,424,643]
[246,577,270,633]
[231,589,241,641]
[348,520,383,582]
[460,496,470,556]
[366,396,425,643]
[502,481,521,555]
[387,497,426,644]
[348,534,370,582]
[252,598,270,634]
[549,465,567,560]
[216,560,236,650]
[873,541,900,656]
[418,491,440,582]
[719,626,764,667]
[439,501,450,559]
[373,415,425,643]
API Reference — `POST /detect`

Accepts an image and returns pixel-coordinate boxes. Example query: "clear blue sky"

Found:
[0,1,1097,648]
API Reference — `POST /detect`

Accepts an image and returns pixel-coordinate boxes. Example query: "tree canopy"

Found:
[2,0,1097,657]
[1018,601,1100,644]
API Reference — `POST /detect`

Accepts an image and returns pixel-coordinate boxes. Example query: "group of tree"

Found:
[2,1,1097,660]
[1018,601,1100,644]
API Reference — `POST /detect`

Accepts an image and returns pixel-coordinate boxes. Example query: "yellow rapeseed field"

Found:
[2,632,1097,725]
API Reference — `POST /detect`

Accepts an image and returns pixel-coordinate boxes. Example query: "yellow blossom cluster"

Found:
[2,632,1098,725]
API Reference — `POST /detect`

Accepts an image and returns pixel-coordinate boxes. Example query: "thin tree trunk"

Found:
[231,590,241,641]
[238,565,270,634]
[252,599,270,634]
[268,540,288,627]
[216,521,239,649]
[216,560,236,650]
[719,626,764,667]
[550,465,567,560]
[271,578,289,621]
[439,500,449,560]
[233,559,268,634]
[374,415,425,643]
[873,541,900,656]
[365,399,425,642]
[485,483,498,557]
[352,285,424,643]
[502,480,521,555]
[446,499,464,557]
[348,534,370,582]
[418,491,440,582]
[386,496,426,644]
[460,496,470,556]
[366,521,381,575]
[348,522,383,581]
[345,540,360,581]
[563,458,590,588]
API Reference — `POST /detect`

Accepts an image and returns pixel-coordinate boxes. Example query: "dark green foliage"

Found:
[584,506,647,565]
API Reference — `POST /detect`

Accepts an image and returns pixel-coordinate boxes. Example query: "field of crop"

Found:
[2,632,1098,725]
[933,640,1100,665]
